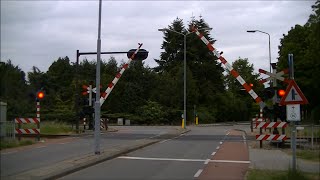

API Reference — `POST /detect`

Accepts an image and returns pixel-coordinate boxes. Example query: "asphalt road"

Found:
[0,126,178,177]
[60,126,240,180]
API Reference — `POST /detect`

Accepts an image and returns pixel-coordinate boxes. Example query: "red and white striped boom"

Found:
[256,134,287,141]
[256,122,288,129]
[100,43,143,106]
[191,26,265,109]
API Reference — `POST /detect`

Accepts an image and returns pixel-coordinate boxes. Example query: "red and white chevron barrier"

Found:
[256,122,288,129]
[15,128,40,134]
[15,118,40,124]
[100,43,143,106]
[256,134,287,141]
[191,26,265,109]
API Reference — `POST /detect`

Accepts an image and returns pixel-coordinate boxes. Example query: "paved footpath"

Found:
[198,130,250,180]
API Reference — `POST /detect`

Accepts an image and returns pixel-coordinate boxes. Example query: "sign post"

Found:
[279,54,308,171]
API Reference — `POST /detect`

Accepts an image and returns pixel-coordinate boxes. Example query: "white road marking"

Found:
[211,160,250,164]
[216,146,220,150]
[118,156,251,164]
[226,132,230,135]
[219,141,223,145]
[194,169,203,178]
[1,151,17,155]
[159,139,169,144]
[204,159,210,164]
[149,134,161,139]
[211,152,216,156]
[159,133,185,144]
[242,135,246,140]
[118,156,204,162]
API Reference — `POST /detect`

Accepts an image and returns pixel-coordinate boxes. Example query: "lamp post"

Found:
[94,0,102,155]
[247,30,277,123]
[246,30,271,75]
[158,27,212,129]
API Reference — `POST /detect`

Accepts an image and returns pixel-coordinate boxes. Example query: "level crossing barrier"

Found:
[255,121,288,148]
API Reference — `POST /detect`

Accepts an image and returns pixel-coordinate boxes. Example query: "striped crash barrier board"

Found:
[15,118,40,135]
[15,118,40,124]
[256,122,288,129]
[256,134,287,141]
[15,128,40,134]
[252,118,264,128]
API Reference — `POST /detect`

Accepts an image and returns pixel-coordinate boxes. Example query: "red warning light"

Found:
[37,91,45,99]
[278,89,285,97]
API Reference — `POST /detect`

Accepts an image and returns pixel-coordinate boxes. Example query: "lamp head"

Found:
[158,28,166,32]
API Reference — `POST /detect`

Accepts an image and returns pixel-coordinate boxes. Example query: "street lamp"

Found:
[246,30,271,75]
[158,27,212,129]
[94,0,102,155]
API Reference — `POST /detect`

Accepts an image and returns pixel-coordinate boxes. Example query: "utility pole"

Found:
[94,0,102,155]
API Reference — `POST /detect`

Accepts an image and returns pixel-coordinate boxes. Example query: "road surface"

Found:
[59,125,249,180]
[0,126,179,178]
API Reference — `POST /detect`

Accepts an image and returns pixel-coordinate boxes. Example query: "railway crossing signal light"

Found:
[278,89,285,97]
[262,87,274,100]
[36,91,45,100]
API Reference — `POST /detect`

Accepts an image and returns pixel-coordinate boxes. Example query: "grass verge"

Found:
[0,139,34,150]
[246,169,319,180]
[21,121,74,135]
[284,149,320,162]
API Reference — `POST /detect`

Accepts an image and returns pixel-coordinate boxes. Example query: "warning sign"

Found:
[280,80,308,105]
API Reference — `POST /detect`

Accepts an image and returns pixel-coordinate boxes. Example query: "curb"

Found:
[233,129,248,136]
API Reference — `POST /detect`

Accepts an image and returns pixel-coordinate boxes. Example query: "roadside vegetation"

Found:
[0,121,74,150]
[246,169,319,180]
[0,139,34,150]
[283,149,320,162]
[21,121,74,135]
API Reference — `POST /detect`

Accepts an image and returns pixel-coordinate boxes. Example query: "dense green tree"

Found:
[277,0,320,122]
[224,58,263,121]
[0,60,32,119]
[156,16,227,123]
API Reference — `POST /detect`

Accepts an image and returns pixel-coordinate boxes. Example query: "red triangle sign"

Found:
[280,80,308,105]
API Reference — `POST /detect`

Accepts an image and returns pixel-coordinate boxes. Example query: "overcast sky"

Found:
[1,0,316,79]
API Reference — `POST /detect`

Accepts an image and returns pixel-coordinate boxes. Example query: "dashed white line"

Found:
[194,169,203,178]
[216,146,220,150]
[219,141,223,145]
[226,132,230,135]
[211,152,216,156]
